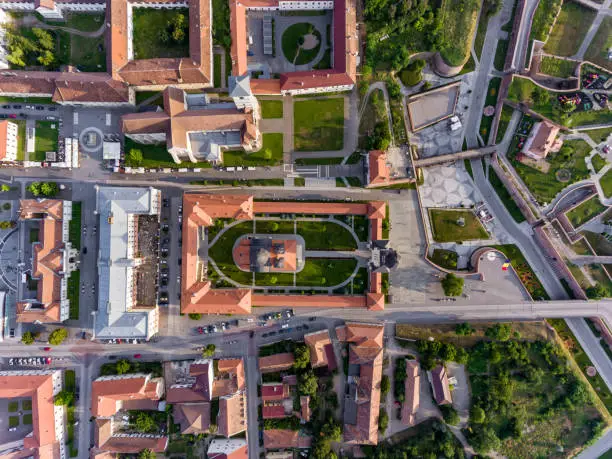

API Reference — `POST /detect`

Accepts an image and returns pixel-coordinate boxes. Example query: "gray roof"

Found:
[94,186,160,339]
[228,75,252,98]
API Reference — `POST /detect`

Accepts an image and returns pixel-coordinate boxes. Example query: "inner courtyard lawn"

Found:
[32,121,58,161]
[260,100,284,119]
[294,98,344,151]
[124,138,212,169]
[429,209,489,242]
[132,8,190,59]
[297,221,357,251]
[566,196,607,228]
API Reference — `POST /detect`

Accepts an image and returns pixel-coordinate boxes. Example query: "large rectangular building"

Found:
[93,186,160,340]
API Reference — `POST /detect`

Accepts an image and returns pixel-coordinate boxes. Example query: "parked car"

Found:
[133,354,142,359]
[35,106,44,111]
[8,114,17,118]
[48,107,57,111]
[12,105,21,109]
[1,105,10,109]
[43,347,51,351]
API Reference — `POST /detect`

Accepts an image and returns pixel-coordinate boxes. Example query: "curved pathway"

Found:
[16,15,106,38]
[357,81,395,146]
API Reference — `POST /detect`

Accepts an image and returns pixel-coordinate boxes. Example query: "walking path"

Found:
[17,15,106,38]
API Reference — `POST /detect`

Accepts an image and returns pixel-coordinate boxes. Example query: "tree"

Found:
[116,359,131,375]
[378,408,389,432]
[298,370,317,396]
[262,148,273,160]
[470,405,486,424]
[455,322,475,336]
[138,450,156,459]
[1,184,11,192]
[293,344,310,370]
[170,13,187,42]
[27,182,41,196]
[0,221,14,229]
[40,182,59,197]
[469,426,501,454]
[37,50,55,66]
[54,390,74,406]
[380,374,390,395]
[202,344,216,358]
[32,28,54,50]
[441,405,459,425]
[422,81,432,91]
[439,342,457,362]
[270,222,279,232]
[21,331,35,345]
[188,313,202,320]
[48,328,67,345]
[484,0,503,15]
[560,99,577,113]
[134,412,157,433]
[441,273,463,296]
[586,283,610,299]
[485,323,512,341]
[455,347,469,364]
[531,87,549,105]
[7,46,26,67]
[2,203,10,211]
[129,149,143,166]
[321,418,342,441]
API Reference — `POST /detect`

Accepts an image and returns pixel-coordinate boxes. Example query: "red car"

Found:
[43,347,51,351]
[8,114,17,118]
[45,357,51,364]
[134,354,142,359]
[197,327,204,334]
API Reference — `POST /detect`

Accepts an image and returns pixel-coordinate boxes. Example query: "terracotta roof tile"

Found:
[304,330,333,368]
[258,353,294,373]
[431,365,452,405]
[91,375,162,417]
[263,430,312,450]
[401,360,420,425]
[217,391,247,437]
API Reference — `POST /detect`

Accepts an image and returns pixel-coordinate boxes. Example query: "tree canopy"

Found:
[441,273,464,296]
[293,344,310,370]
[48,328,67,345]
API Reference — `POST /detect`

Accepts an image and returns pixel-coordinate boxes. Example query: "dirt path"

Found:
[16,15,106,38]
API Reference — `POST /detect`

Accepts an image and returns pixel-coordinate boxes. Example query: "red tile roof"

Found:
[91,375,162,417]
[431,365,452,405]
[258,353,295,373]
[217,392,247,437]
[262,404,287,419]
[261,383,289,401]
[263,430,312,450]
[368,150,390,186]
[304,330,333,368]
[401,360,420,425]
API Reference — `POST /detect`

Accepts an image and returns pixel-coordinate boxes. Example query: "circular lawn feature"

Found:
[556,168,571,182]
[282,23,321,65]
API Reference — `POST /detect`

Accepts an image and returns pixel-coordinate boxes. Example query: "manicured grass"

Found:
[493,39,509,71]
[508,138,592,205]
[70,34,105,72]
[567,196,607,228]
[15,120,26,161]
[600,168,612,198]
[585,16,612,71]
[124,138,212,169]
[479,77,501,142]
[539,56,577,78]
[297,221,357,251]
[295,258,357,287]
[429,209,488,242]
[134,91,162,105]
[592,154,607,173]
[214,53,222,88]
[496,104,514,144]
[543,1,596,56]
[281,22,321,65]
[294,98,344,151]
[8,416,18,428]
[438,0,479,66]
[67,270,80,320]
[223,133,283,166]
[132,8,190,59]
[255,220,295,234]
[346,177,361,187]
[32,121,58,161]
[473,9,490,60]
[261,100,283,119]
[429,248,458,270]
[586,127,612,144]
[22,414,32,425]
[336,178,346,187]
[530,0,562,42]
[64,370,76,393]
[492,244,550,299]
[8,401,18,412]
[209,221,254,265]
[69,202,81,250]
[464,159,474,179]
[488,166,526,223]
[22,399,32,411]
[0,96,53,104]
[502,0,519,32]
[45,12,104,32]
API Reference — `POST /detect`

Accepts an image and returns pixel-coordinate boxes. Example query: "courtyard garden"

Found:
[542,1,596,56]
[294,98,344,151]
[429,209,488,243]
[31,121,59,161]
[566,196,607,228]
[132,8,190,59]
[281,22,322,65]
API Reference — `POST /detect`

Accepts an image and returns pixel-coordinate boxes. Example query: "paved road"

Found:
[513,0,539,71]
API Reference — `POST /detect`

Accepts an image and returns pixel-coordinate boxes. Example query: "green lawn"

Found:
[255,220,295,234]
[496,104,514,144]
[295,258,357,287]
[44,12,104,32]
[566,196,607,228]
[479,77,501,142]
[261,100,283,119]
[492,244,550,299]
[592,154,607,173]
[488,166,526,223]
[8,401,18,412]
[22,414,32,425]
[473,9,490,60]
[543,1,596,56]
[124,138,212,169]
[67,270,80,320]
[585,127,612,144]
[132,8,190,59]
[8,416,18,428]
[429,209,489,242]
[22,399,32,411]
[214,53,222,88]
[539,56,577,78]
[16,120,26,161]
[281,22,321,65]
[297,221,357,251]
[294,98,344,151]
[585,16,612,70]
[69,202,81,250]
[294,177,305,186]
[32,121,58,161]
[508,138,592,205]
[438,0,479,66]
[71,34,106,72]
[493,39,509,71]
[530,0,562,41]
[29,228,39,244]
[223,133,283,166]
[0,96,53,104]
[429,248,458,270]
[600,168,612,198]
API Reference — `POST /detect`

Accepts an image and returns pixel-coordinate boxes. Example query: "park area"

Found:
[132,8,190,59]
[585,17,612,71]
[294,98,344,151]
[600,169,612,198]
[542,1,596,56]
[428,209,488,243]
[566,196,607,228]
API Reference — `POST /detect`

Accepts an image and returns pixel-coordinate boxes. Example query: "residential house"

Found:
[207,438,248,459]
[429,365,452,405]
[263,430,312,450]
[521,121,563,160]
[401,360,420,426]
[261,382,290,419]
[304,329,337,370]
[258,353,295,374]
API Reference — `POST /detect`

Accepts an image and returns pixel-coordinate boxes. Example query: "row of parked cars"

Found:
[8,357,51,366]
[197,319,240,334]
[261,310,294,321]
